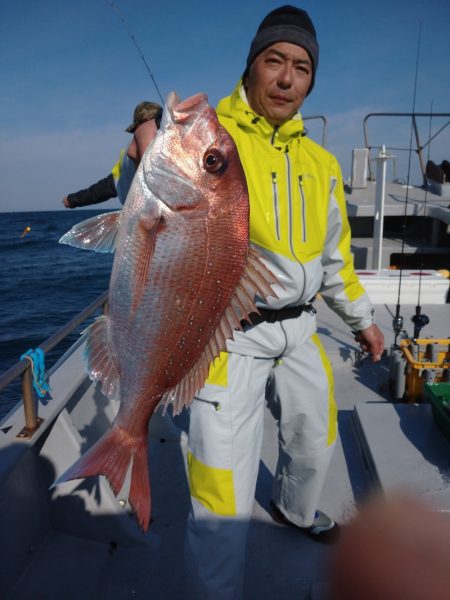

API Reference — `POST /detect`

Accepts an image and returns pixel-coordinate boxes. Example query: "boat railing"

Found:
[303,114,328,147]
[0,290,109,439]
[363,112,450,183]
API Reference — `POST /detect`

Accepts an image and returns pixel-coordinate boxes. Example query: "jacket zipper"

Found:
[270,126,281,240]
[271,172,281,240]
[286,152,307,301]
[285,153,301,262]
[298,175,307,242]
[270,125,279,146]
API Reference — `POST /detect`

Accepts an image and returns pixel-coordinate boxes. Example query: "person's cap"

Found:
[126,101,163,133]
[246,5,319,94]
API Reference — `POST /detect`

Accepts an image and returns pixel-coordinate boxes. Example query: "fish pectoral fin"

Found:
[130,214,161,314]
[83,315,120,399]
[59,210,122,253]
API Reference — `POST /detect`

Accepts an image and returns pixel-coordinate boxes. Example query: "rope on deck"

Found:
[20,348,52,403]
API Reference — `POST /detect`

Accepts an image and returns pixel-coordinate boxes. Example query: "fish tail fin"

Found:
[129,444,151,530]
[53,425,151,531]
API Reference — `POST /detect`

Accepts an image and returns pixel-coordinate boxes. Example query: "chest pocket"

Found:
[296,173,326,259]
[271,171,281,241]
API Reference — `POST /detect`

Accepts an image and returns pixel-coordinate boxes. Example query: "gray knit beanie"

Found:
[246,5,319,94]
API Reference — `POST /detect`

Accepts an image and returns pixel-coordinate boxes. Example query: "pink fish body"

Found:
[57,92,278,530]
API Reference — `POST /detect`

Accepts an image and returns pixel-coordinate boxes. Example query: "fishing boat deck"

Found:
[345,180,450,220]
[345,180,450,269]
[3,299,450,600]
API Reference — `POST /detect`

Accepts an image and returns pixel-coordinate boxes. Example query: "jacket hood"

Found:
[216,81,306,147]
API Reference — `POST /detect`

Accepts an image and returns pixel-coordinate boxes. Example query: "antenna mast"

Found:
[392,24,423,345]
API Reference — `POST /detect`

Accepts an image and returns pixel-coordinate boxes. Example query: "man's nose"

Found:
[277,65,293,87]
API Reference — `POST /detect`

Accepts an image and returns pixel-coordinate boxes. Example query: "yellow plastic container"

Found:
[400,339,450,402]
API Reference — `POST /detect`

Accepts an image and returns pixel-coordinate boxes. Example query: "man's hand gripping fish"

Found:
[56,92,279,531]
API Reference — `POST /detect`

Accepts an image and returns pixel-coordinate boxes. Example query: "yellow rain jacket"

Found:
[111,147,136,205]
[217,83,374,331]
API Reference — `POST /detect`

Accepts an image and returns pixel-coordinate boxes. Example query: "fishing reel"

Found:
[411,310,429,340]
[392,314,404,344]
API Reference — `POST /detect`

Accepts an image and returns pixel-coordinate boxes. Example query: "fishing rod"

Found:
[105,0,165,104]
[392,24,423,346]
[411,102,435,339]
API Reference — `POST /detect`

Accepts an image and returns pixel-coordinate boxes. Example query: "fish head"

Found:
[139,92,248,216]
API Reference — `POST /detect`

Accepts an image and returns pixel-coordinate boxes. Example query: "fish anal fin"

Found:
[53,425,152,532]
[59,210,122,253]
[83,315,120,400]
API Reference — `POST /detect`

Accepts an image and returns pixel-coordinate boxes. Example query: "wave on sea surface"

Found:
[0,210,114,419]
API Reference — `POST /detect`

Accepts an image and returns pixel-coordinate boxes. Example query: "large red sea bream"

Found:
[56,92,278,530]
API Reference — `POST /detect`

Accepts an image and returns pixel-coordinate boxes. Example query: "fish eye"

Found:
[203,148,226,173]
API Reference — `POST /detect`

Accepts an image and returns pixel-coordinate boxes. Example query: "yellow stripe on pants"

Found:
[312,332,337,446]
[205,351,228,387]
[188,451,236,516]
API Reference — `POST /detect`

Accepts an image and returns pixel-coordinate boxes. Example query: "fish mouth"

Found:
[164,91,209,125]
[169,92,208,123]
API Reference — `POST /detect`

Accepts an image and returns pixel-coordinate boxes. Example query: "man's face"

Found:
[245,42,313,127]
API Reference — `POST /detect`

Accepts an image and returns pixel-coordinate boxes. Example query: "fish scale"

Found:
[56,91,279,530]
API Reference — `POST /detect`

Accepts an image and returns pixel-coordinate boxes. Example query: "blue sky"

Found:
[0,0,449,212]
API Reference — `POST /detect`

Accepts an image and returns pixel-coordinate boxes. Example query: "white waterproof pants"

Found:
[185,311,337,599]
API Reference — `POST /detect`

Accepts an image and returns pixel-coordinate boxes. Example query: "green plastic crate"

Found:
[424,382,450,443]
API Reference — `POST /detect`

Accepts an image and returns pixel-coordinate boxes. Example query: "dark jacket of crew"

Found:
[64,174,117,208]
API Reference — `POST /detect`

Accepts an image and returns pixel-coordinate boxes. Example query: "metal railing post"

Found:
[17,365,43,439]
[21,366,37,429]
[362,112,450,184]
[372,145,394,271]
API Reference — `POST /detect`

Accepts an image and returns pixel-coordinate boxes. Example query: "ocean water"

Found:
[0,210,114,420]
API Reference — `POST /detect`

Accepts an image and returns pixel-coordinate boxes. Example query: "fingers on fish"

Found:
[167,91,208,124]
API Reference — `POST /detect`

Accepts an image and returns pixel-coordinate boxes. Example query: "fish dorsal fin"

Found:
[59,210,122,253]
[83,315,120,400]
[162,246,279,414]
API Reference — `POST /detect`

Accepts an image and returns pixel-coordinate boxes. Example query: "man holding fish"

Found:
[185,5,384,598]
[56,4,384,597]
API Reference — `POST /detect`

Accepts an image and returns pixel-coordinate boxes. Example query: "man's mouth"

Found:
[270,95,291,105]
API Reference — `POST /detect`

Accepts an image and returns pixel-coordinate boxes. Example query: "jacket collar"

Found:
[217,81,305,146]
